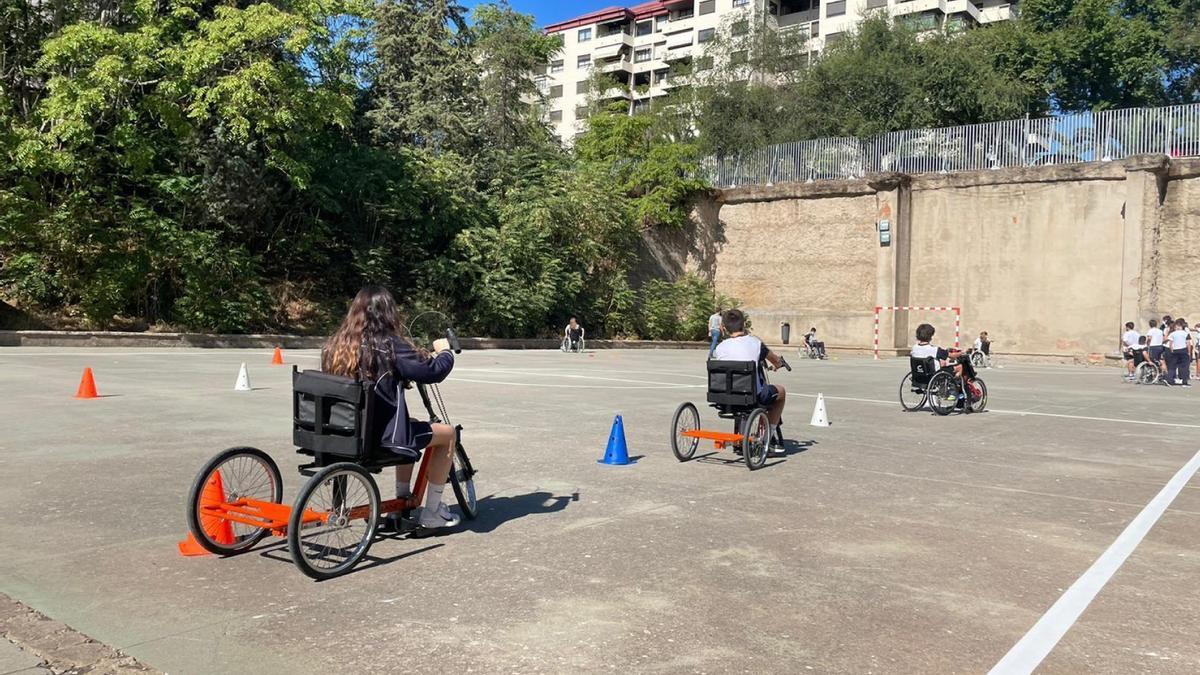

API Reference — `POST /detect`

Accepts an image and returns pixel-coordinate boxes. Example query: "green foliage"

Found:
[638,274,735,341]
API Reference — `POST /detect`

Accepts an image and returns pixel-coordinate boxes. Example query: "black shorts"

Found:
[1124,351,1136,361]
[758,384,780,406]
[1149,345,1165,362]
[407,419,434,450]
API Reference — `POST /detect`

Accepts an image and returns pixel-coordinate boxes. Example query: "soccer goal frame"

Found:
[874,305,961,359]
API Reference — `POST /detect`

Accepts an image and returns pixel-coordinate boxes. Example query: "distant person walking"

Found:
[708,308,723,357]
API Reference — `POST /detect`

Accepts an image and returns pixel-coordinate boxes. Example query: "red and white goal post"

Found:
[873,305,961,359]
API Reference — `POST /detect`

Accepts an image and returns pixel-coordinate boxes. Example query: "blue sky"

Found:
[464,0,618,28]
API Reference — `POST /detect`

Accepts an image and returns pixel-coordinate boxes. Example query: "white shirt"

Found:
[708,313,722,331]
[1168,329,1191,350]
[1122,329,1141,348]
[1148,327,1164,347]
[714,334,769,387]
[911,343,945,360]
[974,338,983,350]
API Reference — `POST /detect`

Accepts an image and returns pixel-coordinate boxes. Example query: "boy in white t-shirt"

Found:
[1165,319,1192,387]
[713,309,787,450]
[912,323,979,409]
[1121,321,1140,382]
[1146,318,1166,375]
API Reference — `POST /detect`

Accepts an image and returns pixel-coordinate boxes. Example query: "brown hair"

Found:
[322,286,416,381]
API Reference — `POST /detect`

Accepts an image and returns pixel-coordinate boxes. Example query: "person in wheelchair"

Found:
[322,285,461,530]
[804,327,827,359]
[912,323,978,408]
[713,309,787,450]
[564,317,585,351]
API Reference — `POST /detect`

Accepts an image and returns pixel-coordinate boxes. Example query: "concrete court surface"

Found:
[0,346,1198,674]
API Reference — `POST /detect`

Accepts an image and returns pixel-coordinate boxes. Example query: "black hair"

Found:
[916,323,935,342]
[1125,321,1135,329]
[722,309,746,334]
[809,327,817,332]
[1150,319,1158,327]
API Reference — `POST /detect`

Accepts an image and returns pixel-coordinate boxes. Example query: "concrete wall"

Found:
[676,156,1200,359]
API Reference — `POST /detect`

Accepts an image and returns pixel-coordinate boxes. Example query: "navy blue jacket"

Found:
[373,337,454,450]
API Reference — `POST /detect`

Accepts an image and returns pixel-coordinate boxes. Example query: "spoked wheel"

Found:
[899,373,928,411]
[670,402,700,461]
[969,351,987,369]
[1135,362,1159,385]
[577,339,585,353]
[448,442,478,520]
[560,338,569,353]
[927,371,959,416]
[186,447,282,556]
[968,378,988,412]
[287,463,379,581]
[742,409,770,470]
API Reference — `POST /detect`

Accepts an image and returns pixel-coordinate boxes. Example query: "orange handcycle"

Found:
[669,357,790,470]
[183,329,477,580]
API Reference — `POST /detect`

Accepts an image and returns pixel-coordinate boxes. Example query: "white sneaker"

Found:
[418,503,461,529]
[1175,379,1184,385]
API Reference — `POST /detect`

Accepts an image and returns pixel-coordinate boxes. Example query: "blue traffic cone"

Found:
[598,415,637,466]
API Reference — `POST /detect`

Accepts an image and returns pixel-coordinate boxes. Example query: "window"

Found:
[655,69,670,83]
[732,20,749,35]
[550,84,563,98]
[576,80,589,94]
[549,110,563,122]
[825,32,844,46]
[635,48,652,63]
[696,55,714,70]
[730,50,748,65]
[733,0,749,6]
[636,20,652,36]
[550,60,564,74]
[826,1,846,16]
[576,106,589,119]
[578,27,592,42]
[866,0,888,8]
[697,28,715,43]
[699,0,715,15]
[577,54,591,68]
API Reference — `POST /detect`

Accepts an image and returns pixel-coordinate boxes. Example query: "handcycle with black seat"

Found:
[669,356,791,470]
[183,328,478,580]
[899,354,987,415]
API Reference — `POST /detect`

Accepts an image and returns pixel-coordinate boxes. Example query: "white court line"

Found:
[988,447,1200,674]
[450,377,701,390]
[0,350,321,357]
[787,392,1200,430]
[455,368,704,384]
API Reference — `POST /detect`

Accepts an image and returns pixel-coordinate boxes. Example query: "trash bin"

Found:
[780,322,791,345]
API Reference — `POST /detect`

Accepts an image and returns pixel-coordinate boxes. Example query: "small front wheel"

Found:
[927,371,959,416]
[670,402,700,461]
[186,447,282,556]
[742,409,770,470]
[448,442,478,520]
[899,372,927,411]
[287,463,379,581]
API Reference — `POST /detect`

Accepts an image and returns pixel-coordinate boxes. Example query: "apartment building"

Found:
[539,0,1019,141]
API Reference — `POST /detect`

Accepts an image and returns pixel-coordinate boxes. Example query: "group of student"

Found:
[1121,315,1196,386]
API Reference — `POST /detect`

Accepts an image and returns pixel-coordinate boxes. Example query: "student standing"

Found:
[1146,319,1165,375]
[1166,319,1192,387]
[707,308,723,357]
[1121,321,1140,382]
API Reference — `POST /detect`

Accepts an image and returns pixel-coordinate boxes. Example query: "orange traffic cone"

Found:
[75,368,98,399]
[271,347,284,365]
[177,470,236,557]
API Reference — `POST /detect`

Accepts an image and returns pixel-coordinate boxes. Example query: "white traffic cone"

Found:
[810,393,831,427]
[234,362,252,391]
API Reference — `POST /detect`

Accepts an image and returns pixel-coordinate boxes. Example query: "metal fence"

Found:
[702,103,1200,188]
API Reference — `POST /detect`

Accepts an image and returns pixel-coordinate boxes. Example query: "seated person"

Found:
[713,309,787,451]
[1130,335,1150,370]
[565,317,585,350]
[912,323,978,407]
[805,327,827,358]
[974,331,991,357]
[321,285,460,530]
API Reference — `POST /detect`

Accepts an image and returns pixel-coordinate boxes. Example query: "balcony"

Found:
[593,31,634,51]
[663,46,693,62]
[665,30,694,49]
[599,85,632,100]
[599,57,632,74]
[891,0,943,16]
[660,16,694,34]
[943,0,982,22]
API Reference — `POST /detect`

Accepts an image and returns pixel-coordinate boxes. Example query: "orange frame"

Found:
[200,449,437,537]
[680,428,744,450]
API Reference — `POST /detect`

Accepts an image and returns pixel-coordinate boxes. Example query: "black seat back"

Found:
[707,360,760,408]
[292,367,377,460]
[909,356,938,386]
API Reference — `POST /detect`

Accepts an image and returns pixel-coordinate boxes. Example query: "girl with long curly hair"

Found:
[322,285,460,529]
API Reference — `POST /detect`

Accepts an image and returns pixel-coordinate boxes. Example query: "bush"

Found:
[637,273,736,341]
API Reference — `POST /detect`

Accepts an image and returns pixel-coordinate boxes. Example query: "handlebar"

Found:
[778,356,792,372]
[446,328,462,354]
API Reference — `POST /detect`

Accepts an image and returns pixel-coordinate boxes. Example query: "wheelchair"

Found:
[900,356,987,415]
[184,330,478,580]
[560,336,585,353]
[799,341,826,360]
[1135,357,1161,385]
[968,349,990,369]
[670,357,790,470]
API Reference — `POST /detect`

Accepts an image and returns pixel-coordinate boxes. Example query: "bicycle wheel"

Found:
[287,463,379,581]
[560,338,568,352]
[1135,362,1158,385]
[448,442,478,520]
[670,402,700,461]
[742,409,770,470]
[186,447,282,556]
[969,351,986,369]
[927,371,959,416]
[899,373,927,411]
[968,378,988,413]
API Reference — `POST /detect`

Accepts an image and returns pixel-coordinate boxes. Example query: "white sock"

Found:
[423,482,445,514]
